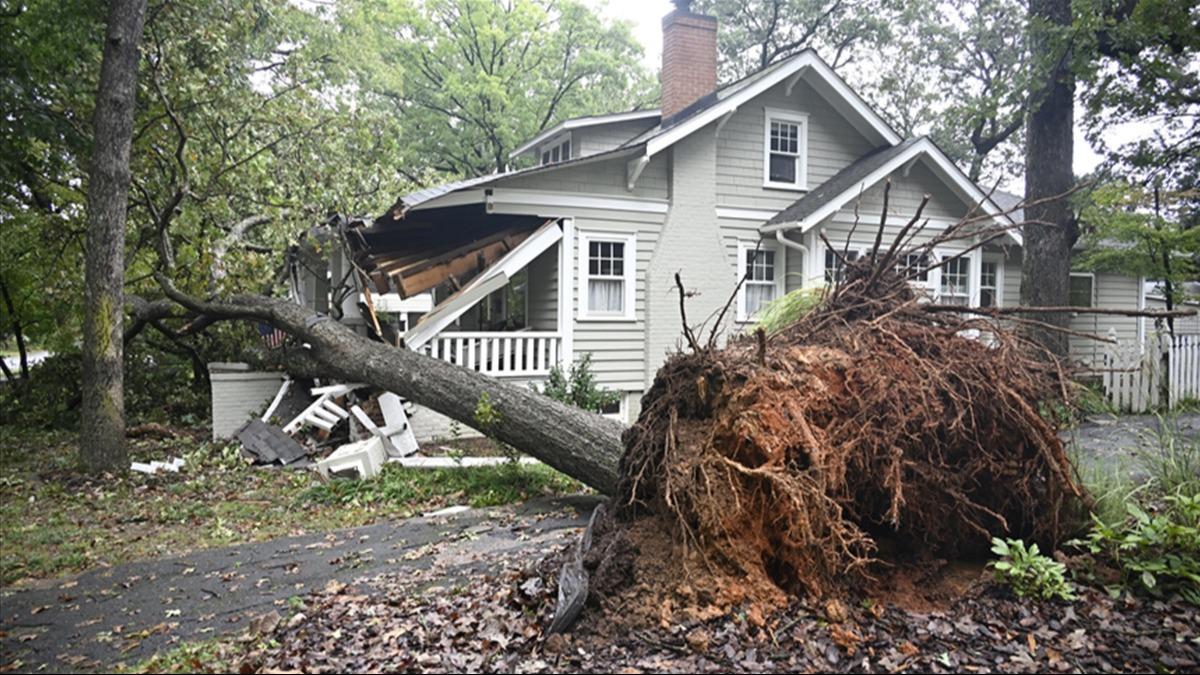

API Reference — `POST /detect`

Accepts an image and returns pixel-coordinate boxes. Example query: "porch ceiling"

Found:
[344,204,548,298]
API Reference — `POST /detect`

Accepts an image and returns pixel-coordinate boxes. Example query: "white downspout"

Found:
[775,229,809,284]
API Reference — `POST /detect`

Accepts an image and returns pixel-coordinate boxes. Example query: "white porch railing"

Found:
[420,331,562,377]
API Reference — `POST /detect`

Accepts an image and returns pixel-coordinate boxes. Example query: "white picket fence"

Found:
[1102,332,1200,412]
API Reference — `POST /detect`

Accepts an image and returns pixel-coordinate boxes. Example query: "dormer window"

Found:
[763,108,808,190]
[538,133,571,166]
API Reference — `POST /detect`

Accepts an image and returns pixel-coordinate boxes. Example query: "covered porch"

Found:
[344,204,572,380]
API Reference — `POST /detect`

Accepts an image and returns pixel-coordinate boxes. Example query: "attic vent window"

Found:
[539,133,572,166]
[763,108,808,190]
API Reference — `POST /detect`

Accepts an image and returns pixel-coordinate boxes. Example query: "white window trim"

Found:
[736,240,786,323]
[762,108,809,191]
[933,248,981,306]
[1070,272,1096,309]
[538,131,572,166]
[577,231,637,321]
[600,392,625,421]
[980,253,1004,308]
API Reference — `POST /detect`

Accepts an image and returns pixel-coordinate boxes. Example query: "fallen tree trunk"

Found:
[157,276,625,494]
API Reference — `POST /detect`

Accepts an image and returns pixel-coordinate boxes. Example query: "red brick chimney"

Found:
[660,2,718,120]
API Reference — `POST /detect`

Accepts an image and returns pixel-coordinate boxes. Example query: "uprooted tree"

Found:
[158,275,627,494]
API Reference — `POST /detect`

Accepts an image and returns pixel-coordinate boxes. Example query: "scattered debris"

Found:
[350,392,419,458]
[129,457,185,475]
[422,505,472,518]
[396,456,540,469]
[283,386,355,435]
[315,436,388,480]
[236,419,309,466]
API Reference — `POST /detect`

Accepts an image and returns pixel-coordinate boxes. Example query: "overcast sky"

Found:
[588,0,1120,187]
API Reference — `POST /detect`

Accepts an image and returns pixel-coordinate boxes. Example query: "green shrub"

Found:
[989,537,1076,600]
[537,353,619,414]
[1073,493,1200,605]
[755,286,823,335]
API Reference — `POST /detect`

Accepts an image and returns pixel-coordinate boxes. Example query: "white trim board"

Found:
[487,189,669,216]
[404,220,563,349]
[717,207,780,222]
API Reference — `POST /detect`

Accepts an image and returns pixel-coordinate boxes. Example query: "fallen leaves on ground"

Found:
[236,547,1200,674]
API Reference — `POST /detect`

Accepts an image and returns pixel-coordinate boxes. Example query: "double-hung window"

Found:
[763,109,808,190]
[895,252,932,288]
[823,247,861,283]
[939,255,971,306]
[738,242,782,321]
[579,232,636,320]
[539,133,571,166]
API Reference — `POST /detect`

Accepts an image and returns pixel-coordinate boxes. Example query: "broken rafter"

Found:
[375,225,535,299]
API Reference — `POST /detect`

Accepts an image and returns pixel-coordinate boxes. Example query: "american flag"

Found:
[258,322,287,349]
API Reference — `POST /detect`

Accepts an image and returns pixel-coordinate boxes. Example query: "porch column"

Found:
[558,217,575,370]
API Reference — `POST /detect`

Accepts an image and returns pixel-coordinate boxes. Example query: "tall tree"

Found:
[336,0,655,179]
[692,0,904,80]
[80,0,147,471]
[1020,0,1076,359]
[1076,180,1200,335]
[855,0,1029,185]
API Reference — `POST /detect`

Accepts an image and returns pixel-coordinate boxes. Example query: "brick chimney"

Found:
[660,1,718,120]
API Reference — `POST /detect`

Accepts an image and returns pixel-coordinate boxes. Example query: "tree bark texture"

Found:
[1021,0,1077,360]
[81,0,147,473]
[159,279,626,494]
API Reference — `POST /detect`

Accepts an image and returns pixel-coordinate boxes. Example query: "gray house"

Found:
[328,7,1148,436]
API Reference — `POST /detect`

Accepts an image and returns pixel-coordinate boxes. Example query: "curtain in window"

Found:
[745,284,775,316]
[589,279,624,313]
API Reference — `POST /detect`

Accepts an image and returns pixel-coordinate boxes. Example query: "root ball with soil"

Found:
[583,221,1088,622]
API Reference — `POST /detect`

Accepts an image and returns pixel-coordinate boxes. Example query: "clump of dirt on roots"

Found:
[583,233,1088,626]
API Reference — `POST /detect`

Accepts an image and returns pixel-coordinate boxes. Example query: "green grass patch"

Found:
[0,428,584,586]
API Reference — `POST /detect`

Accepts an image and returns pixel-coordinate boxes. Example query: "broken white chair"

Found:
[350,392,419,458]
[315,436,387,480]
[283,390,352,434]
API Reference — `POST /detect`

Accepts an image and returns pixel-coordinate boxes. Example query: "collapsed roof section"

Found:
[343,204,550,300]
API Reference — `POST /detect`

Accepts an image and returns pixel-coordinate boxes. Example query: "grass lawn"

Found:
[0,428,583,586]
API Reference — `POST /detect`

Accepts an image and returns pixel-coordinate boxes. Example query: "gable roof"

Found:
[761,136,1021,245]
[508,109,661,159]
[633,49,902,159]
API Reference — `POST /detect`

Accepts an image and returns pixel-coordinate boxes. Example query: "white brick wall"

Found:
[645,127,737,383]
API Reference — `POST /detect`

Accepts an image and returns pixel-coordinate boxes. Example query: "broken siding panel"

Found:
[498,154,668,200]
[715,78,874,211]
[526,245,558,330]
[569,207,665,391]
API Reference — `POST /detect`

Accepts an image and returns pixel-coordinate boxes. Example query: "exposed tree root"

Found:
[586,226,1088,622]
